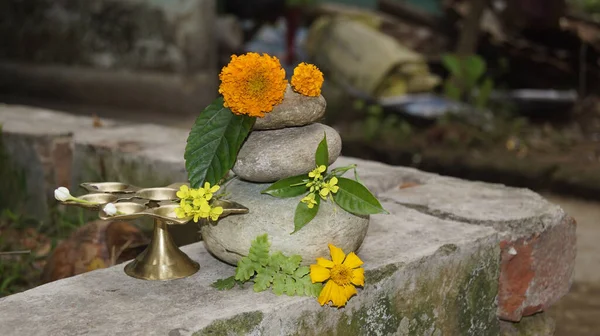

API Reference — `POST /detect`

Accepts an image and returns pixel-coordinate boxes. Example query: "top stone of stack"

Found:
[253,85,326,130]
[233,84,341,183]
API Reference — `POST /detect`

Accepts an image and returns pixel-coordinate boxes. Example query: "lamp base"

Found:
[124,219,199,280]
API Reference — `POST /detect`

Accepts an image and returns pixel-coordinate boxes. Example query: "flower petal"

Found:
[342,252,363,269]
[330,282,348,307]
[316,257,335,268]
[343,284,358,301]
[318,280,334,306]
[310,264,331,283]
[351,268,365,287]
[329,244,346,265]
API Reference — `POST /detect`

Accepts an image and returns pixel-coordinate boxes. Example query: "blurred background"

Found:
[0,0,599,334]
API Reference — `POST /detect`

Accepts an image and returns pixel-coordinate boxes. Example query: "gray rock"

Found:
[233,123,342,183]
[200,178,369,266]
[254,85,326,130]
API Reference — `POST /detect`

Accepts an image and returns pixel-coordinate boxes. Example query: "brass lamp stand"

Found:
[59,182,248,281]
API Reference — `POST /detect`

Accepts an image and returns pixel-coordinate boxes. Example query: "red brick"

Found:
[498,216,577,321]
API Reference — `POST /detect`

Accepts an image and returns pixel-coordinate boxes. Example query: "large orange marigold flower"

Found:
[218,53,288,117]
[291,62,324,97]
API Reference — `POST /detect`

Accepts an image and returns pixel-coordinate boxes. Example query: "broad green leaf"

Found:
[281,255,302,275]
[272,274,286,295]
[292,196,320,234]
[333,177,387,215]
[248,234,270,266]
[294,266,310,278]
[261,174,309,198]
[235,257,256,282]
[315,133,329,167]
[253,267,274,292]
[184,98,255,187]
[211,276,237,290]
[294,278,305,295]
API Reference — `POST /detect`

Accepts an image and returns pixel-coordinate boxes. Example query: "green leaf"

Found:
[475,78,494,109]
[281,255,302,275]
[315,133,329,167]
[184,97,255,187]
[269,251,287,268]
[297,276,322,297]
[211,276,237,290]
[235,257,256,282]
[444,81,462,101]
[272,274,286,295]
[329,164,356,178]
[294,266,310,278]
[253,267,274,292]
[441,54,461,77]
[333,177,387,215]
[464,55,486,86]
[292,196,320,234]
[284,277,297,296]
[248,234,270,266]
[261,174,309,198]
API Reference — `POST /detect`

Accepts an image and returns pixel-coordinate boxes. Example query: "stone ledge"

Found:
[0,204,500,336]
[0,104,576,333]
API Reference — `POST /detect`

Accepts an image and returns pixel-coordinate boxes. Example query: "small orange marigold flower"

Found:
[291,62,324,97]
[219,52,288,118]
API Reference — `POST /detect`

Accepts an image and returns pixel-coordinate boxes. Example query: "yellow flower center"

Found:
[329,264,352,286]
[248,75,267,95]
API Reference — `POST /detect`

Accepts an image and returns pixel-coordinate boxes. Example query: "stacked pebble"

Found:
[202,84,369,266]
[232,84,342,182]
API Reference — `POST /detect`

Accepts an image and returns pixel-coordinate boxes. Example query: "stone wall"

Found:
[0,104,576,335]
[0,0,217,115]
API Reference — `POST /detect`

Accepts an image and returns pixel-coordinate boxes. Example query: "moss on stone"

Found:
[365,263,400,284]
[290,243,499,336]
[194,311,264,336]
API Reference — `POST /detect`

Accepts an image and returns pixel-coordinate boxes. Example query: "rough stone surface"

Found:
[378,177,576,321]
[0,202,500,336]
[253,85,326,130]
[499,313,556,336]
[201,179,369,266]
[233,123,342,183]
[0,105,577,333]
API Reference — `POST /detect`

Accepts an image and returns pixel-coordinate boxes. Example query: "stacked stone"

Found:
[232,84,342,182]
[203,85,368,266]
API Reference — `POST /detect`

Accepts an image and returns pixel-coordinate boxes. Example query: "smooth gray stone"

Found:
[201,178,369,266]
[254,85,326,130]
[233,123,342,183]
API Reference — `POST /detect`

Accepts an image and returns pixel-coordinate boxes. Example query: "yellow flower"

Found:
[219,52,288,117]
[301,193,318,209]
[200,182,220,201]
[291,62,324,97]
[189,188,206,199]
[176,185,191,199]
[209,206,224,221]
[174,206,188,219]
[310,244,365,307]
[308,165,326,179]
[319,177,339,199]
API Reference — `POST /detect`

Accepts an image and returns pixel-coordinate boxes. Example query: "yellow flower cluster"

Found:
[302,165,339,208]
[219,52,288,118]
[310,244,364,307]
[175,183,224,222]
[291,62,324,97]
